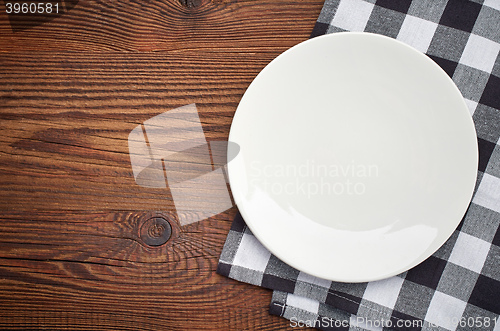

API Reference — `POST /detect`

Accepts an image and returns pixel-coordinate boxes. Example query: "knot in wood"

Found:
[178,0,202,8]
[140,217,172,247]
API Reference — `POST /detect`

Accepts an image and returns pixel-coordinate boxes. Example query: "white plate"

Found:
[227,32,478,282]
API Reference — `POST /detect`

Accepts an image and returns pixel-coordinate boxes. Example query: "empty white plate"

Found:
[227,32,478,282]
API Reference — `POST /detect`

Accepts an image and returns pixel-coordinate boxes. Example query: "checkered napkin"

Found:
[217,1,500,330]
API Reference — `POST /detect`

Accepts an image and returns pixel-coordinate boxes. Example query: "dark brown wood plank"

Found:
[0,210,311,330]
[0,0,323,329]
[0,0,322,53]
[0,51,251,211]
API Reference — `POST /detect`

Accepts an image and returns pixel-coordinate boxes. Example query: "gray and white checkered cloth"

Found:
[218,1,500,330]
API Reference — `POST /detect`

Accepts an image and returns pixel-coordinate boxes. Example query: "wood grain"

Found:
[0,0,323,329]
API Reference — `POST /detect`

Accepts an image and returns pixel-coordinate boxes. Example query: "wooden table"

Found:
[0,0,323,329]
